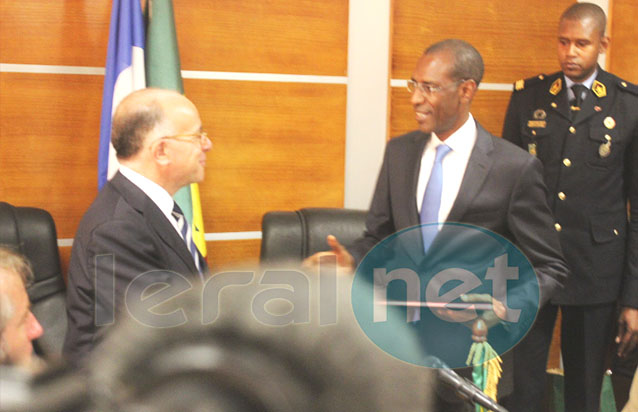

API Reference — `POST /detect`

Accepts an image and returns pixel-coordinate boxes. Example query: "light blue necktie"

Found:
[420,144,452,253]
[172,202,204,281]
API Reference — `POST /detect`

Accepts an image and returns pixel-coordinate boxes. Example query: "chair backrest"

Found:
[260,207,367,264]
[0,202,67,358]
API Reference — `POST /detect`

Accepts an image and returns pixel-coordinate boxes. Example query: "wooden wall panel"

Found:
[392,0,573,83]
[205,239,261,272]
[175,0,348,75]
[0,0,347,75]
[609,0,638,83]
[187,79,346,233]
[0,73,102,238]
[0,0,111,65]
[1,1,347,271]
[390,88,511,139]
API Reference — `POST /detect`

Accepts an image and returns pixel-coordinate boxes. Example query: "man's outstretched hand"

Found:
[302,235,355,273]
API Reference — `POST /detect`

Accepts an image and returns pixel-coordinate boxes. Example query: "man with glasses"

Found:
[305,39,568,410]
[63,88,212,366]
[502,3,638,411]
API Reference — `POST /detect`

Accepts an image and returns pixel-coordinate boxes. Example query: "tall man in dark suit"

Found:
[502,3,638,411]
[63,88,212,366]
[306,39,568,410]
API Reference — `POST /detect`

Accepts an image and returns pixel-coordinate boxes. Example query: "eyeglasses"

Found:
[406,79,466,96]
[161,131,210,147]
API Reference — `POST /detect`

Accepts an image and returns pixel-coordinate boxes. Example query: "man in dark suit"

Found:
[63,88,212,366]
[306,39,568,410]
[501,3,638,411]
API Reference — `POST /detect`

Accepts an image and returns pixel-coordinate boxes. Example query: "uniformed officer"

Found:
[501,3,638,412]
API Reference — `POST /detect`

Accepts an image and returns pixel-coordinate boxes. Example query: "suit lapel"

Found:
[408,132,430,226]
[111,172,199,275]
[549,75,571,122]
[573,70,613,126]
[446,122,494,223]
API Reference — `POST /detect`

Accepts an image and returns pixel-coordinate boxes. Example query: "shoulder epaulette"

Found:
[616,78,638,96]
[513,73,548,91]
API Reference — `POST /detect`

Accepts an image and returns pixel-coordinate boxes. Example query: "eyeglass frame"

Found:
[406,78,468,96]
[160,131,210,147]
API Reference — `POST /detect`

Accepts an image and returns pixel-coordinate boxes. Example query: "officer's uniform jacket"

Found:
[502,68,638,307]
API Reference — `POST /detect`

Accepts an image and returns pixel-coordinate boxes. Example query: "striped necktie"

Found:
[171,202,203,280]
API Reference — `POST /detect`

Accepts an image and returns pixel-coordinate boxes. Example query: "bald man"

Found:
[0,247,44,371]
[63,89,212,366]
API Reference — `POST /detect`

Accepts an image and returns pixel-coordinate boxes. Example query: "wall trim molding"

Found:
[0,63,347,84]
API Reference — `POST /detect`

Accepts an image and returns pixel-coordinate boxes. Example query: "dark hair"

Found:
[560,2,607,37]
[111,101,164,159]
[425,39,484,86]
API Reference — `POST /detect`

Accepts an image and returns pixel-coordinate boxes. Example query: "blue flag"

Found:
[98,0,146,189]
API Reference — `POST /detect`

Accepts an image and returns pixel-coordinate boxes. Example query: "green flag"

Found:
[145,0,207,257]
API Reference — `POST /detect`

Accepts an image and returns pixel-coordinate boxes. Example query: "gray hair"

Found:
[424,39,484,86]
[0,247,33,333]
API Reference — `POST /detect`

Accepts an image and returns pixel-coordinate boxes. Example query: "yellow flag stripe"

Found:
[189,182,207,257]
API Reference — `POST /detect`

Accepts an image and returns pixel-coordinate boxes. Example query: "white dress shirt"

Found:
[416,113,477,223]
[118,165,183,239]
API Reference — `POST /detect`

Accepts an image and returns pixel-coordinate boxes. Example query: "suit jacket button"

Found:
[614,229,619,236]
[569,126,576,134]
[558,192,566,200]
[563,158,572,167]
[554,223,562,232]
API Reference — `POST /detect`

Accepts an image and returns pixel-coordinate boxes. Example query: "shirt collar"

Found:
[118,165,175,218]
[430,113,477,155]
[565,68,598,90]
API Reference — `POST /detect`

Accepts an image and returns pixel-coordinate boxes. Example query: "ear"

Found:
[460,79,478,102]
[149,139,171,166]
[599,35,610,54]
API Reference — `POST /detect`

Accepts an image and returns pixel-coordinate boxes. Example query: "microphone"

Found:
[426,356,509,412]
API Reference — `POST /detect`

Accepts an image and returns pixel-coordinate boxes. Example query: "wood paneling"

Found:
[609,0,638,83]
[205,239,261,272]
[0,0,348,76]
[1,0,348,272]
[390,87,511,139]
[392,0,573,83]
[0,0,111,66]
[186,79,347,233]
[0,73,102,238]
[175,0,348,75]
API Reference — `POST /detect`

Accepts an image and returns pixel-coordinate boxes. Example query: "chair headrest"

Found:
[0,202,65,301]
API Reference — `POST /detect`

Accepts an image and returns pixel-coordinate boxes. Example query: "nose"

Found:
[566,42,577,56]
[201,135,213,152]
[410,88,425,106]
[26,312,43,341]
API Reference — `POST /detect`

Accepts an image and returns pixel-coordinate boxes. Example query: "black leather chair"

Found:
[259,207,367,264]
[0,202,67,358]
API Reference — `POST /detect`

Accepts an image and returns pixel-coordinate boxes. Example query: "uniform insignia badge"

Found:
[592,80,606,98]
[527,120,546,128]
[550,78,562,95]
[533,109,547,120]
[604,116,616,129]
[528,143,537,156]
[515,79,524,91]
[599,135,612,158]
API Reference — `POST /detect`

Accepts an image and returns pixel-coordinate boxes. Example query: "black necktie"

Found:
[570,84,587,110]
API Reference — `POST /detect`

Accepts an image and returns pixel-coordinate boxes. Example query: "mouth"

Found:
[563,62,580,71]
[415,111,432,121]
